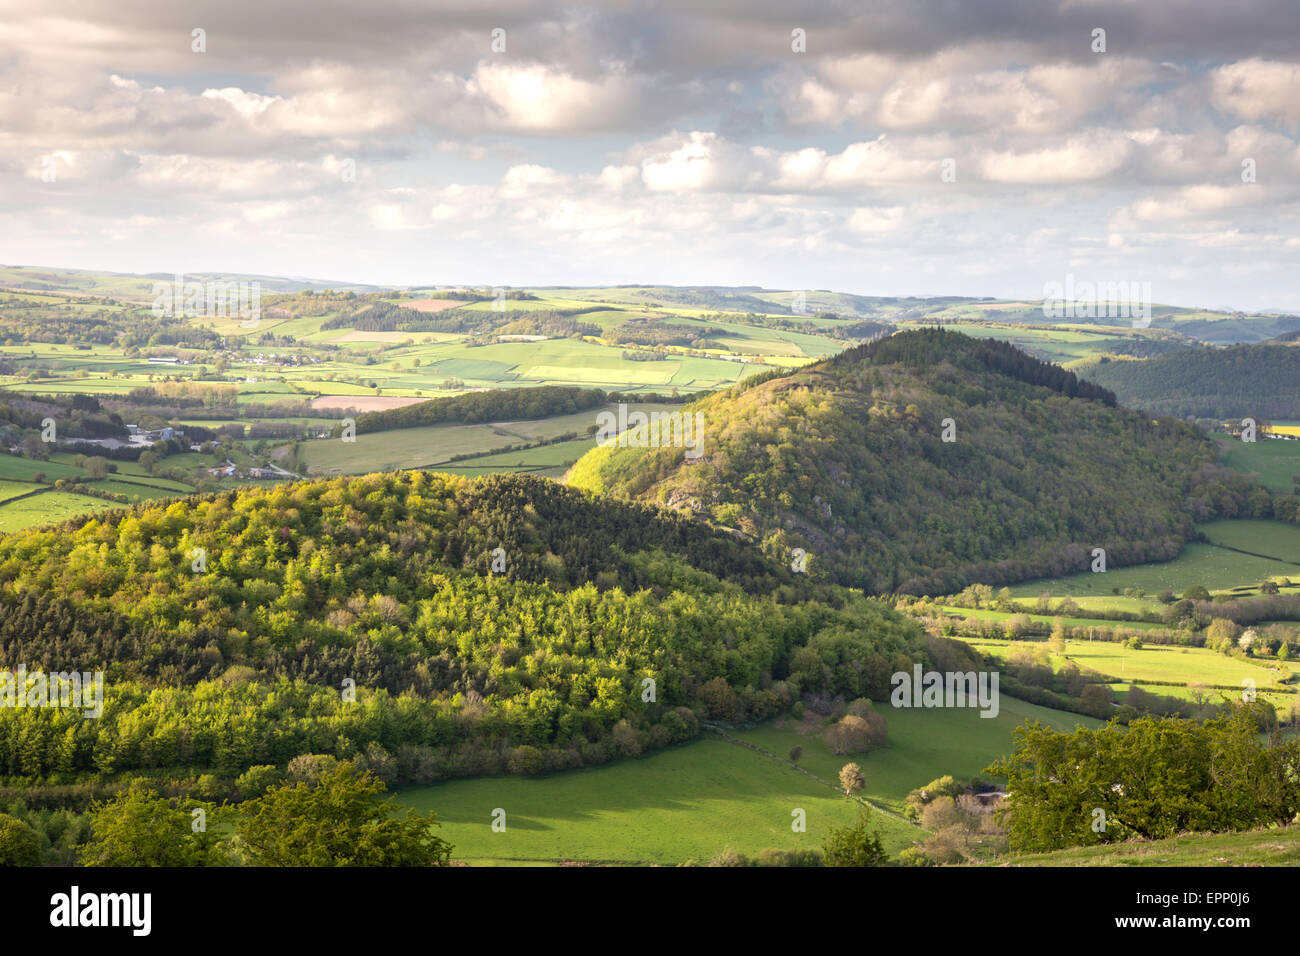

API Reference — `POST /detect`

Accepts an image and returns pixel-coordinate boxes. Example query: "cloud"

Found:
[1210,59,1300,129]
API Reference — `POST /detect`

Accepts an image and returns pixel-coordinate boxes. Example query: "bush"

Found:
[753,848,822,867]
[897,846,935,867]
[286,754,340,787]
[235,765,284,801]
[0,813,40,866]
[507,745,545,775]
[822,810,889,867]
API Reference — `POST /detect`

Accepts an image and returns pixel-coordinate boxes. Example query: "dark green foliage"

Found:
[354,385,610,432]
[1081,343,1300,419]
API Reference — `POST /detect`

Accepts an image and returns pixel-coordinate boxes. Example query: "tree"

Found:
[79,783,223,867]
[987,710,1300,852]
[822,809,888,866]
[839,762,864,797]
[235,764,284,800]
[823,713,887,755]
[0,813,40,866]
[236,761,453,866]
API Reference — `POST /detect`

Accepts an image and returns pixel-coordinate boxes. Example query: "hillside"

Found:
[984,825,1300,867]
[0,471,928,788]
[1079,343,1300,419]
[569,329,1258,594]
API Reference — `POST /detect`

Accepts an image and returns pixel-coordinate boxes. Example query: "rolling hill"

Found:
[569,329,1259,594]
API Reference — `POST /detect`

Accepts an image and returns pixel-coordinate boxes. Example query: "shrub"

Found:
[0,813,40,866]
[507,745,545,775]
[822,810,888,867]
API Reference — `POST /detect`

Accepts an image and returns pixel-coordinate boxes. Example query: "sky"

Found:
[2,0,1299,310]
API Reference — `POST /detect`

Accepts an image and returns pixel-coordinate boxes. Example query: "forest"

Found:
[0,472,927,796]
[1080,343,1300,419]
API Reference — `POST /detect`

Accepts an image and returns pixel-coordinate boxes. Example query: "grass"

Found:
[396,696,1101,866]
[0,455,83,481]
[961,636,1295,691]
[1199,519,1300,563]
[733,698,1101,812]
[987,824,1300,866]
[301,403,673,475]
[432,437,597,476]
[1009,522,1300,599]
[1215,434,1300,493]
[0,490,120,531]
[396,737,919,865]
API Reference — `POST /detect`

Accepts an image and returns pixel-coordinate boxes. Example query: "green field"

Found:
[397,737,918,865]
[1215,435,1300,493]
[732,698,1101,811]
[1199,518,1300,563]
[432,437,597,477]
[0,490,121,531]
[962,636,1296,691]
[300,403,674,475]
[1009,521,1300,599]
[396,697,1099,865]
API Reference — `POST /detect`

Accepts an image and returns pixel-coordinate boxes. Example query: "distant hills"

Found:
[570,329,1258,594]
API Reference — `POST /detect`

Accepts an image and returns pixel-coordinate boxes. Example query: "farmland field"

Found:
[1214,435,1300,493]
[1008,522,1300,599]
[397,737,917,865]
[300,402,675,475]
[396,697,1099,865]
[962,636,1296,690]
[0,490,120,531]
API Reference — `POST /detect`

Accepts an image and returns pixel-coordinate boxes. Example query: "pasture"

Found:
[1008,523,1300,599]
[395,696,1099,865]
[397,737,919,865]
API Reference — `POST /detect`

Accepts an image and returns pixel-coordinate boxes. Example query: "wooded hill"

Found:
[0,472,927,789]
[569,329,1260,594]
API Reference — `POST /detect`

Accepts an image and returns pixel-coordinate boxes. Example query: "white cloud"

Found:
[1210,59,1300,128]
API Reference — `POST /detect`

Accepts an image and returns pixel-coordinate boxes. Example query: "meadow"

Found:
[396,697,1100,865]
[1213,435,1300,494]
[397,736,918,865]
[1008,521,1300,600]
[299,402,675,476]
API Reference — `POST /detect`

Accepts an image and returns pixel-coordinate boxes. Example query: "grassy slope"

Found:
[398,737,919,865]
[397,698,1101,865]
[990,825,1300,866]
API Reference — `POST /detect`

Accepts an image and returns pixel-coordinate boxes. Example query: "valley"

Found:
[0,270,1298,870]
